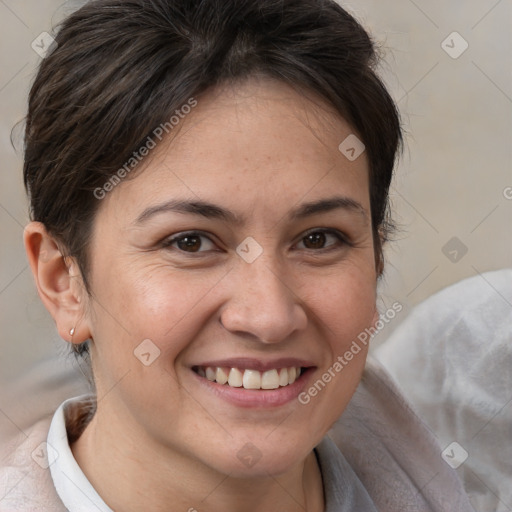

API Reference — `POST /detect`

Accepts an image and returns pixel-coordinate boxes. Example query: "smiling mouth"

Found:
[192,366,304,390]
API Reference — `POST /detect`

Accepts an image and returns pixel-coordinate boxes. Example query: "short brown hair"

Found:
[23,0,402,356]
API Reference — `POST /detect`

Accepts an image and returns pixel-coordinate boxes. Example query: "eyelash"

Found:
[161,228,350,255]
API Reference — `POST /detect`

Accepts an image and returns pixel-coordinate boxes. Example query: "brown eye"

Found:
[176,235,202,252]
[163,232,217,253]
[303,232,327,249]
[296,229,346,251]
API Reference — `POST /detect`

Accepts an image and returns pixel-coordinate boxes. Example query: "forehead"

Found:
[98,77,370,226]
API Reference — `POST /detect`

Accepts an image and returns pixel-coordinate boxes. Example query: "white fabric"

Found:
[374,268,512,512]
[47,396,113,512]
[332,358,475,511]
[0,359,475,511]
[44,395,380,512]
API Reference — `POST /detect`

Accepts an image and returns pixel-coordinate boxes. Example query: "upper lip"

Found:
[192,357,315,373]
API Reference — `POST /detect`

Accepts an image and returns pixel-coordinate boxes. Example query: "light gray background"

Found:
[1,0,511,385]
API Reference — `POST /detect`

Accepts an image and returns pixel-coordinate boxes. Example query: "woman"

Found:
[5,0,474,510]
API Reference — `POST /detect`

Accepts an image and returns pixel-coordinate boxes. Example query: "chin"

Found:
[197,435,315,478]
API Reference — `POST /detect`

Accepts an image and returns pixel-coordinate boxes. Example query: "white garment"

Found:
[45,395,380,512]
[375,268,512,512]
[0,358,475,511]
[47,396,113,512]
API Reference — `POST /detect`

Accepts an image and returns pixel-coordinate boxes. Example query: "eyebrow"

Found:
[134,196,368,225]
[291,196,368,223]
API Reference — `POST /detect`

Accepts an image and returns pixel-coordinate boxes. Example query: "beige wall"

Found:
[1,0,510,383]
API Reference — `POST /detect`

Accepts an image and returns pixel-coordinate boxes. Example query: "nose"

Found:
[220,259,308,344]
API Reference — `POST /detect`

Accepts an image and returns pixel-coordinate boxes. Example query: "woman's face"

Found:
[82,78,378,477]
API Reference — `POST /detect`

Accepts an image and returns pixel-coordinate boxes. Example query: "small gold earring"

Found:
[70,327,75,337]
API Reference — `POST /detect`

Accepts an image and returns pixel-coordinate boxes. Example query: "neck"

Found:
[70,401,324,512]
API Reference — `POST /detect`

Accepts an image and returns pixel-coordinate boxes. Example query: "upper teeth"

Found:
[198,366,301,390]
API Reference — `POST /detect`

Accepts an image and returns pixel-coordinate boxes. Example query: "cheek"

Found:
[301,262,377,349]
[329,273,376,344]
[314,269,375,376]
[88,262,226,368]
[86,264,225,425]
[294,265,376,436]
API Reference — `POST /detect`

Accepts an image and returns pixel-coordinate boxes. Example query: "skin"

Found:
[25,77,380,512]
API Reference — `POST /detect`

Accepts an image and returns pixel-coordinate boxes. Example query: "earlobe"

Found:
[23,221,91,344]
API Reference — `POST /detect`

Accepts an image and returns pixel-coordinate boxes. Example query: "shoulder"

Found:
[0,416,67,511]
[328,357,475,512]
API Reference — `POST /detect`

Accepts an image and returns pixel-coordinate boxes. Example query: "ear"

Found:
[23,221,91,344]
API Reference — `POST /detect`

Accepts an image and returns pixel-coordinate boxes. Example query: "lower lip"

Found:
[191,368,313,408]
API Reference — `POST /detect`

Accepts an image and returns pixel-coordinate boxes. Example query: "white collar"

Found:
[47,395,113,512]
[46,395,374,512]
